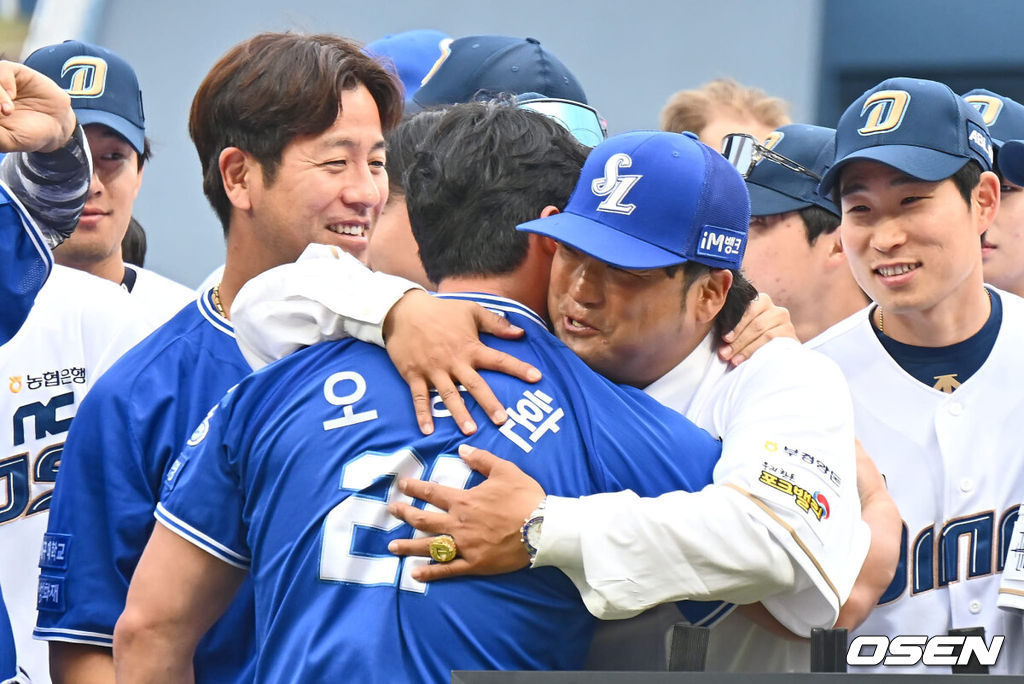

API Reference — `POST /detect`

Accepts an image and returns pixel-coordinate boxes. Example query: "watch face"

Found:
[524,515,544,555]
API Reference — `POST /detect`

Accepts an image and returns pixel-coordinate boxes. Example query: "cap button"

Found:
[682,131,699,140]
[525,37,540,44]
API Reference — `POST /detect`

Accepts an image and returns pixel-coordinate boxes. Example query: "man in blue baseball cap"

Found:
[722,124,869,341]
[24,40,192,327]
[963,89,1024,297]
[810,76,1024,674]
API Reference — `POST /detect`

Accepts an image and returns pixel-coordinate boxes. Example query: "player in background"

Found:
[809,77,1024,674]
[409,35,587,111]
[962,129,1024,634]
[660,78,790,152]
[0,55,89,344]
[724,124,869,342]
[32,32,461,684]
[961,89,1024,298]
[115,105,729,683]
[24,41,193,328]
[364,29,450,105]
[0,57,93,684]
[0,58,154,684]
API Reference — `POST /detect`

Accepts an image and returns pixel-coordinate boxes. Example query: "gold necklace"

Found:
[878,288,992,335]
[212,284,227,318]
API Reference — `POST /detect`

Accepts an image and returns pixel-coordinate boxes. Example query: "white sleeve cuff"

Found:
[533,494,605,572]
[232,244,423,369]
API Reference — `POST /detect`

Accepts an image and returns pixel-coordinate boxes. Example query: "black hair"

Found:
[385,109,447,199]
[121,215,147,267]
[950,159,983,207]
[664,262,758,338]
[799,204,841,244]
[405,101,587,284]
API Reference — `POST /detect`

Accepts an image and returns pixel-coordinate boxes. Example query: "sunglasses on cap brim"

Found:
[516,97,608,148]
[722,133,821,182]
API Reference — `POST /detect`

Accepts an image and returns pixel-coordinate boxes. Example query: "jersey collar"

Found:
[435,292,548,331]
[197,287,235,338]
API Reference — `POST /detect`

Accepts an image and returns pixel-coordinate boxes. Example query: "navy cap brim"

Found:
[517,211,688,269]
[819,145,969,196]
[998,140,1024,186]
[746,182,812,216]
[75,110,145,155]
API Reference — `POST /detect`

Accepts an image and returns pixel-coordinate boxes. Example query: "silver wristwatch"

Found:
[520,498,546,565]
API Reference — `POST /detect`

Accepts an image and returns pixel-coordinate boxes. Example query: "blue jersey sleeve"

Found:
[156,397,251,569]
[0,184,52,344]
[0,583,17,683]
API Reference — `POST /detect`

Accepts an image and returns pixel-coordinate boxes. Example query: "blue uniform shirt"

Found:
[35,289,256,683]
[0,583,17,683]
[0,183,52,345]
[157,294,722,683]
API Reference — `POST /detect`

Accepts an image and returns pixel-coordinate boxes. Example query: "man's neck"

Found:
[56,253,126,285]
[878,274,991,347]
[794,274,870,342]
[437,273,547,321]
[217,227,293,320]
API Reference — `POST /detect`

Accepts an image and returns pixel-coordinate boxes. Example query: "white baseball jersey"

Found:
[810,296,1024,675]
[0,266,150,683]
[560,334,866,672]
[123,264,195,329]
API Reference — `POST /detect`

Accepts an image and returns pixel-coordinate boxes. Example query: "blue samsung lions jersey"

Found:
[34,290,256,683]
[0,584,17,684]
[0,183,52,345]
[157,294,722,683]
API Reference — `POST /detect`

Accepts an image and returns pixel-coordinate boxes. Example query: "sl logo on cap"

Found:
[61,56,108,98]
[592,153,642,215]
[965,94,1003,126]
[858,90,910,136]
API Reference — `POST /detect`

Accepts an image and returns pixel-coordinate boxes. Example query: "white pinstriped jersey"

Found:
[809,293,1024,675]
[0,266,148,683]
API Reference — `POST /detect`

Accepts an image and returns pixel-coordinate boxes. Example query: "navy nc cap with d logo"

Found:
[24,40,146,154]
[819,77,993,195]
[747,124,838,217]
[517,130,750,270]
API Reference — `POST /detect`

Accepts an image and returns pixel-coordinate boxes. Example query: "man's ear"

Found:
[219,147,254,212]
[975,170,1001,235]
[539,205,560,219]
[692,268,733,323]
[824,230,847,269]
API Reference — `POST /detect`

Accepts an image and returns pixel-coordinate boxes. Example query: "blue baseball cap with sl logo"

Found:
[517,130,749,270]
[819,77,993,196]
[24,40,145,154]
